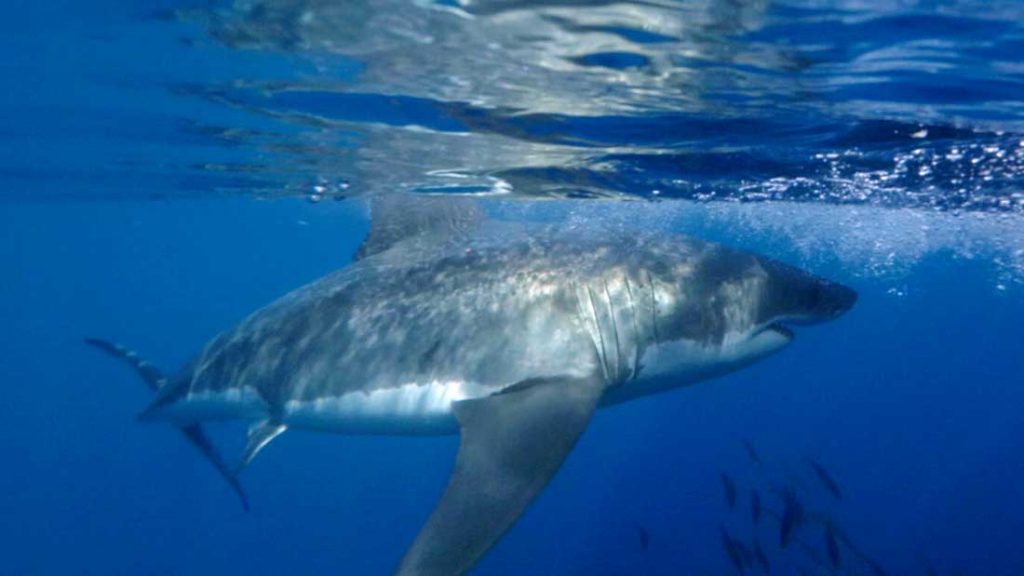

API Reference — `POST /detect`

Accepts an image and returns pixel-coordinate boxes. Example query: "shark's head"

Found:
[754,257,858,328]
[655,242,857,344]
[613,239,857,398]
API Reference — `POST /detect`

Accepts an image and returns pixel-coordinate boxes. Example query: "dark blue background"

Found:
[3,199,1022,574]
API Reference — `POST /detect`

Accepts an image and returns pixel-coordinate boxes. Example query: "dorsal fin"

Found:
[355,194,483,261]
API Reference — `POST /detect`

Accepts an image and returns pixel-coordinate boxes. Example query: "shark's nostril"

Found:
[831,285,857,316]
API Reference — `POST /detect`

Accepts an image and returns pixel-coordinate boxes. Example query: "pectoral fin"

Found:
[395,377,602,569]
[396,375,604,576]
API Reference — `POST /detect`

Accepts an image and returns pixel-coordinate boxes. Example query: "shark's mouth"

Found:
[765,322,794,341]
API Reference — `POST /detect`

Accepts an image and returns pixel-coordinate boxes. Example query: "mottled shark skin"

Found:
[89,195,856,575]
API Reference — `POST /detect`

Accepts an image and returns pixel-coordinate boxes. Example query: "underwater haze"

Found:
[3,0,1024,575]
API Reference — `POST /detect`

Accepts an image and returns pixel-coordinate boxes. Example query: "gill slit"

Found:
[585,285,610,383]
[577,282,606,381]
[603,279,624,382]
[645,270,661,348]
[598,278,622,381]
[623,276,642,381]
[570,281,591,357]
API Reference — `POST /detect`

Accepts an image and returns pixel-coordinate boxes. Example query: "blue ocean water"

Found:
[2,1,1023,575]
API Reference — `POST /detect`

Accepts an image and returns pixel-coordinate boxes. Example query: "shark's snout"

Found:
[760,258,858,326]
[818,281,857,319]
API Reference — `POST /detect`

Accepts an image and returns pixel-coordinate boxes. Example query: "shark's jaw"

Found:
[600,324,793,406]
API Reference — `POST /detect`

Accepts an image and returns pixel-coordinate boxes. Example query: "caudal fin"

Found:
[85,337,250,511]
[180,424,250,511]
[84,337,167,391]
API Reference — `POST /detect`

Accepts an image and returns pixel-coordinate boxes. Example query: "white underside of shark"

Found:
[153,322,792,436]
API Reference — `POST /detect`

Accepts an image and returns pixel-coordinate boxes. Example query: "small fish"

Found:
[804,457,843,500]
[751,489,762,526]
[635,524,649,551]
[779,489,804,549]
[721,472,737,509]
[733,538,753,568]
[823,522,840,568]
[752,539,770,573]
[720,526,745,573]
[741,439,762,465]
[866,558,889,576]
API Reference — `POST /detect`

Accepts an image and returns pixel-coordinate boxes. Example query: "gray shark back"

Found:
[150,230,700,431]
[185,240,599,423]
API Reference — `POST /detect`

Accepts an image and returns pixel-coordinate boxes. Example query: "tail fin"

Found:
[84,338,167,391]
[85,337,250,511]
[180,424,250,511]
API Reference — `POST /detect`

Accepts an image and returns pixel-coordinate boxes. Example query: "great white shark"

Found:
[88,195,856,575]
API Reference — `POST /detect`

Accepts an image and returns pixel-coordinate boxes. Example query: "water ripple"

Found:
[6,0,1022,218]
[157,0,1024,213]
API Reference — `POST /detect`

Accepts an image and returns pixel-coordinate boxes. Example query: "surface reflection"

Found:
[174,0,1024,210]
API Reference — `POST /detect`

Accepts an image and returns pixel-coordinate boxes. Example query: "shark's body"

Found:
[149,226,794,433]
[89,195,855,575]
